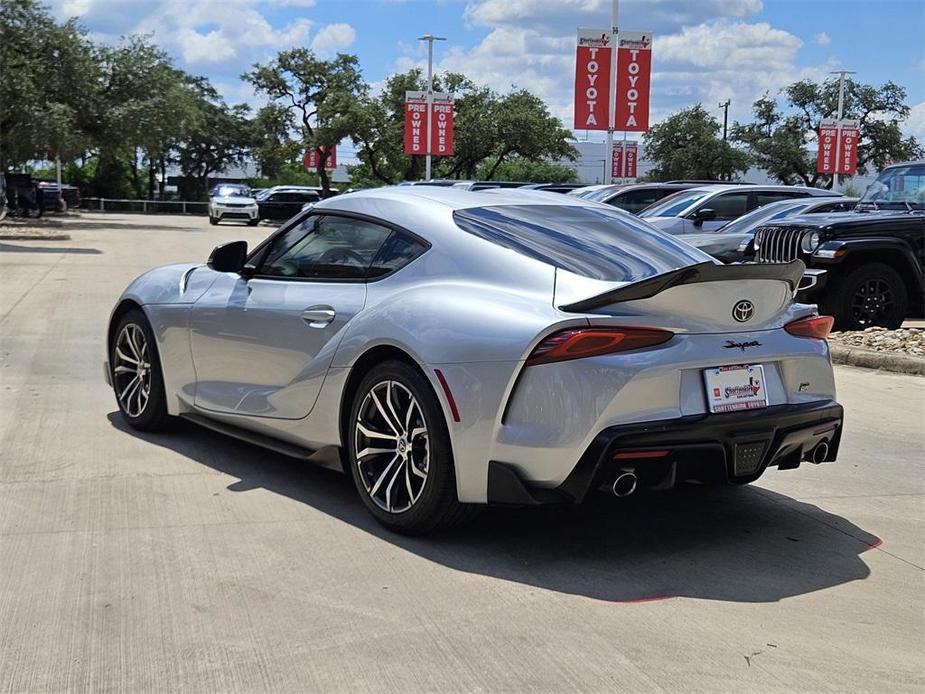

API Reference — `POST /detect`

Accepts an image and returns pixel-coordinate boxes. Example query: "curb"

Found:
[830,344,925,375]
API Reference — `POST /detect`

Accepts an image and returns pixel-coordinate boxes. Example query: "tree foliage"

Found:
[641,105,750,181]
[243,49,366,193]
[731,78,923,187]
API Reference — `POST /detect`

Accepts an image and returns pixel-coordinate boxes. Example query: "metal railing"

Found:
[81,198,209,215]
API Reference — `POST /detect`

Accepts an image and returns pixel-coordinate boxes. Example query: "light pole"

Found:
[418,34,446,181]
[605,0,619,183]
[830,70,855,190]
[718,99,730,140]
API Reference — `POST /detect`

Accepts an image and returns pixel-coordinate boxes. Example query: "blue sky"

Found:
[50,0,925,164]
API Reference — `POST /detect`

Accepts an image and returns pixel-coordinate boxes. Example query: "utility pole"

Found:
[418,34,446,181]
[605,0,619,184]
[718,99,731,140]
[830,70,855,190]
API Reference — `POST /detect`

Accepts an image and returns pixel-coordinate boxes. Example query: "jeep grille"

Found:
[755,226,806,263]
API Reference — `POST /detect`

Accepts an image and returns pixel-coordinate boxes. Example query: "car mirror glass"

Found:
[207,240,248,273]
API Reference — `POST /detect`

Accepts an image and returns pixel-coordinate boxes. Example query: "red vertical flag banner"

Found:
[611,144,623,178]
[403,91,428,155]
[816,118,838,174]
[574,28,612,131]
[624,143,638,178]
[304,145,337,170]
[430,94,455,156]
[838,120,860,175]
[614,31,652,132]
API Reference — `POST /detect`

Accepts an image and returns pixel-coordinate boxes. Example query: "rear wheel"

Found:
[829,263,907,330]
[110,310,171,431]
[347,361,473,534]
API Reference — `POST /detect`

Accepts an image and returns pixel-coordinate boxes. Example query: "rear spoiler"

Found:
[559,260,806,312]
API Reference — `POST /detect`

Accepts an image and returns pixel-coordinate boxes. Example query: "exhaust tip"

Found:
[811,441,829,464]
[612,471,638,498]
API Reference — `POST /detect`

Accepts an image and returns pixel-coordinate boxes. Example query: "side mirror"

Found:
[207,240,248,273]
[693,208,717,226]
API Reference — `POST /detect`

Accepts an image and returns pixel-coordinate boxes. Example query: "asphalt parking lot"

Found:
[1,212,923,693]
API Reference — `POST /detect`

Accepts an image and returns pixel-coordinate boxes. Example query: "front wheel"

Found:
[347,361,473,534]
[828,263,908,330]
[247,219,259,226]
[110,310,171,431]
[209,215,218,225]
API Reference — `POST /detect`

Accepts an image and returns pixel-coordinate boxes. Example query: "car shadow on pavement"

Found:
[108,412,880,604]
[0,242,101,254]
[61,220,205,232]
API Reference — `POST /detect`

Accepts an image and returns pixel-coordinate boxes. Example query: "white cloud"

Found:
[903,102,925,142]
[814,31,831,47]
[310,23,358,57]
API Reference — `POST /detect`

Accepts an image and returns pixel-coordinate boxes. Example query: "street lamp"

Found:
[830,70,856,189]
[418,34,446,181]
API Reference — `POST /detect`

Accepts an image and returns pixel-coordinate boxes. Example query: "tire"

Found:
[347,360,474,534]
[247,219,259,226]
[110,309,172,431]
[209,215,218,225]
[828,262,908,330]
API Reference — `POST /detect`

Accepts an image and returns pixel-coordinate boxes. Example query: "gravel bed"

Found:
[829,326,925,357]
[0,216,70,240]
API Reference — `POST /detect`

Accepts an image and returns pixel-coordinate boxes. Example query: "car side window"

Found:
[756,191,808,206]
[612,190,661,213]
[367,232,428,279]
[706,192,749,220]
[259,215,392,280]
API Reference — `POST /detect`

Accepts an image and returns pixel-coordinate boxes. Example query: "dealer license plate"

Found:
[703,364,768,414]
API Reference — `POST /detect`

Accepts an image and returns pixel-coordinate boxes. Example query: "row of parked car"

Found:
[208,164,923,331]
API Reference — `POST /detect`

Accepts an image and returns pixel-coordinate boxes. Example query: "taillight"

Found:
[525,327,673,366]
[785,315,834,340]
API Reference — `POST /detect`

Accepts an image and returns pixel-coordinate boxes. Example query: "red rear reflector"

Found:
[434,369,460,422]
[526,327,673,366]
[785,315,834,340]
[613,450,669,460]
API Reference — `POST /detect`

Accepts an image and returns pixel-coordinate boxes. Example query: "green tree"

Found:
[479,157,577,183]
[250,104,300,179]
[243,49,366,194]
[731,78,922,187]
[641,105,750,181]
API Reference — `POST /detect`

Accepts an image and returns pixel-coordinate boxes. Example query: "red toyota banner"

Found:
[816,118,838,174]
[431,94,455,156]
[614,31,652,132]
[838,120,860,175]
[304,145,336,170]
[404,91,428,155]
[574,28,612,131]
[611,143,639,178]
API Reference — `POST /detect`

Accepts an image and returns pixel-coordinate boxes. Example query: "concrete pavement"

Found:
[1,213,923,693]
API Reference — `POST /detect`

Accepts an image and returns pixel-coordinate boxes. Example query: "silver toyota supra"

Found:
[105,187,844,533]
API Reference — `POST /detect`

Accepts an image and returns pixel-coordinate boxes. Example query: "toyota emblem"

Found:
[732,300,755,323]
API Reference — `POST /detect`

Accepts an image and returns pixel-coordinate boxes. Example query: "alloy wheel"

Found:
[354,380,429,513]
[113,323,152,418]
[851,278,894,327]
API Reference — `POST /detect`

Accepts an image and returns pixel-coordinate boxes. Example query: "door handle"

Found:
[302,306,336,328]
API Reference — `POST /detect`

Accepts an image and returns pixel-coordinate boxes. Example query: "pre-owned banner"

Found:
[574,28,612,131]
[430,94,455,156]
[611,143,639,178]
[304,145,336,170]
[404,91,454,155]
[816,118,839,174]
[404,91,428,155]
[838,120,860,175]
[614,31,652,132]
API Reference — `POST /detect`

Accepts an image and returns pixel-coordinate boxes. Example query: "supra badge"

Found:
[725,339,762,351]
[732,299,755,323]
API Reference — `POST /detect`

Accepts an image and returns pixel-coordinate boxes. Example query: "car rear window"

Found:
[453,204,708,282]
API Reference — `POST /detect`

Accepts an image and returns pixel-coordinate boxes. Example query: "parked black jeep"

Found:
[749,161,924,330]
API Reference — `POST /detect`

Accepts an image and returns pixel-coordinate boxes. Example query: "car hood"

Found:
[212,195,256,205]
[682,232,751,249]
[642,216,680,229]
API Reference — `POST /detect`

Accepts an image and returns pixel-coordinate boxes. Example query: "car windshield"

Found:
[714,200,812,235]
[213,185,250,198]
[579,186,623,202]
[639,189,712,218]
[453,204,709,283]
[859,163,925,209]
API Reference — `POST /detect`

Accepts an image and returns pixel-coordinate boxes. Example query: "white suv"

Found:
[639,184,840,234]
[209,184,259,226]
